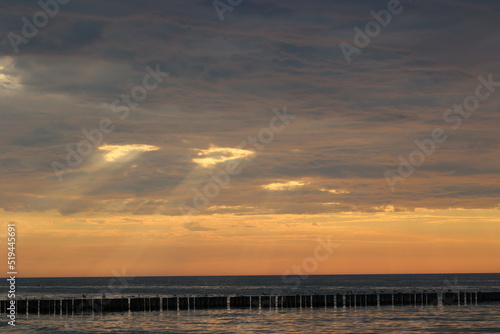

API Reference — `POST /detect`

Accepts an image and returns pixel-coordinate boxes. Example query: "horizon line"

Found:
[4,272,499,279]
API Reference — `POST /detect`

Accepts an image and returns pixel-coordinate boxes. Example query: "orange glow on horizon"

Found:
[2,208,499,278]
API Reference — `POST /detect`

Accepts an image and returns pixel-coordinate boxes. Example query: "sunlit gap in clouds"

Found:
[319,188,350,194]
[0,57,20,90]
[262,180,307,191]
[192,145,254,168]
[99,144,159,162]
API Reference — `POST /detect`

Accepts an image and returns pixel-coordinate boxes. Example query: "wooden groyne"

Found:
[2,291,499,315]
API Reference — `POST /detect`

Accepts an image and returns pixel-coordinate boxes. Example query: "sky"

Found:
[0,0,499,277]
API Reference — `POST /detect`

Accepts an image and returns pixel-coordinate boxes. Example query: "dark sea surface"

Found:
[1,273,499,333]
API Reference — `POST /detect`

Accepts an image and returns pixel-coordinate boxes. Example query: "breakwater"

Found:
[2,291,499,314]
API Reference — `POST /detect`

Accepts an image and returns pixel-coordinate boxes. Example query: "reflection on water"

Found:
[5,304,499,333]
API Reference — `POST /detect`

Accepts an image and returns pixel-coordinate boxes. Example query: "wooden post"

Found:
[101,298,129,312]
[250,296,259,308]
[39,300,51,314]
[459,292,465,305]
[379,293,392,306]
[93,299,103,313]
[366,294,377,306]
[178,297,189,310]
[415,293,423,306]
[54,300,61,315]
[393,293,403,306]
[229,296,239,308]
[325,295,335,308]
[73,299,82,314]
[442,292,458,305]
[242,296,251,308]
[150,297,160,311]
[162,297,177,311]
[302,295,312,308]
[28,300,39,315]
[281,295,295,308]
[270,295,277,308]
[209,296,226,309]
[230,296,250,308]
[16,300,27,315]
[130,298,145,311]
[62,299,72,314]
[355,294,365,307]
[345,294,354,307]
[312,295,325,307]
[336,294,344,308]
[427,293,438,306]
[194,297,208,309]
[261,296,271,308]
[402,293,412,306]
[83,299,93,313]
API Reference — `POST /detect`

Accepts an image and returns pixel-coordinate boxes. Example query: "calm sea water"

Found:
[1,274,499,333]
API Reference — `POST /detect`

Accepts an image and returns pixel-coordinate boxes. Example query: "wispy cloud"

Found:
[192,145,254,168]
[99,144,159,162]
[184,221,216,231]
[262,181,307,191]
[319,188,350,195]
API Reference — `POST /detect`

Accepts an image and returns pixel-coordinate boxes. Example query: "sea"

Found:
[0,273,499,333]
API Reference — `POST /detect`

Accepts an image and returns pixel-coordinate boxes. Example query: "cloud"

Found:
[0,0,498,218]
[192,145,254,168]
[99,144,159,162]
[183,221,216,231]
[262,180,307,191]
[319,188,350,194]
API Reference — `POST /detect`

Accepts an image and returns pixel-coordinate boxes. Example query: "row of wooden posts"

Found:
[1,291,499,315]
